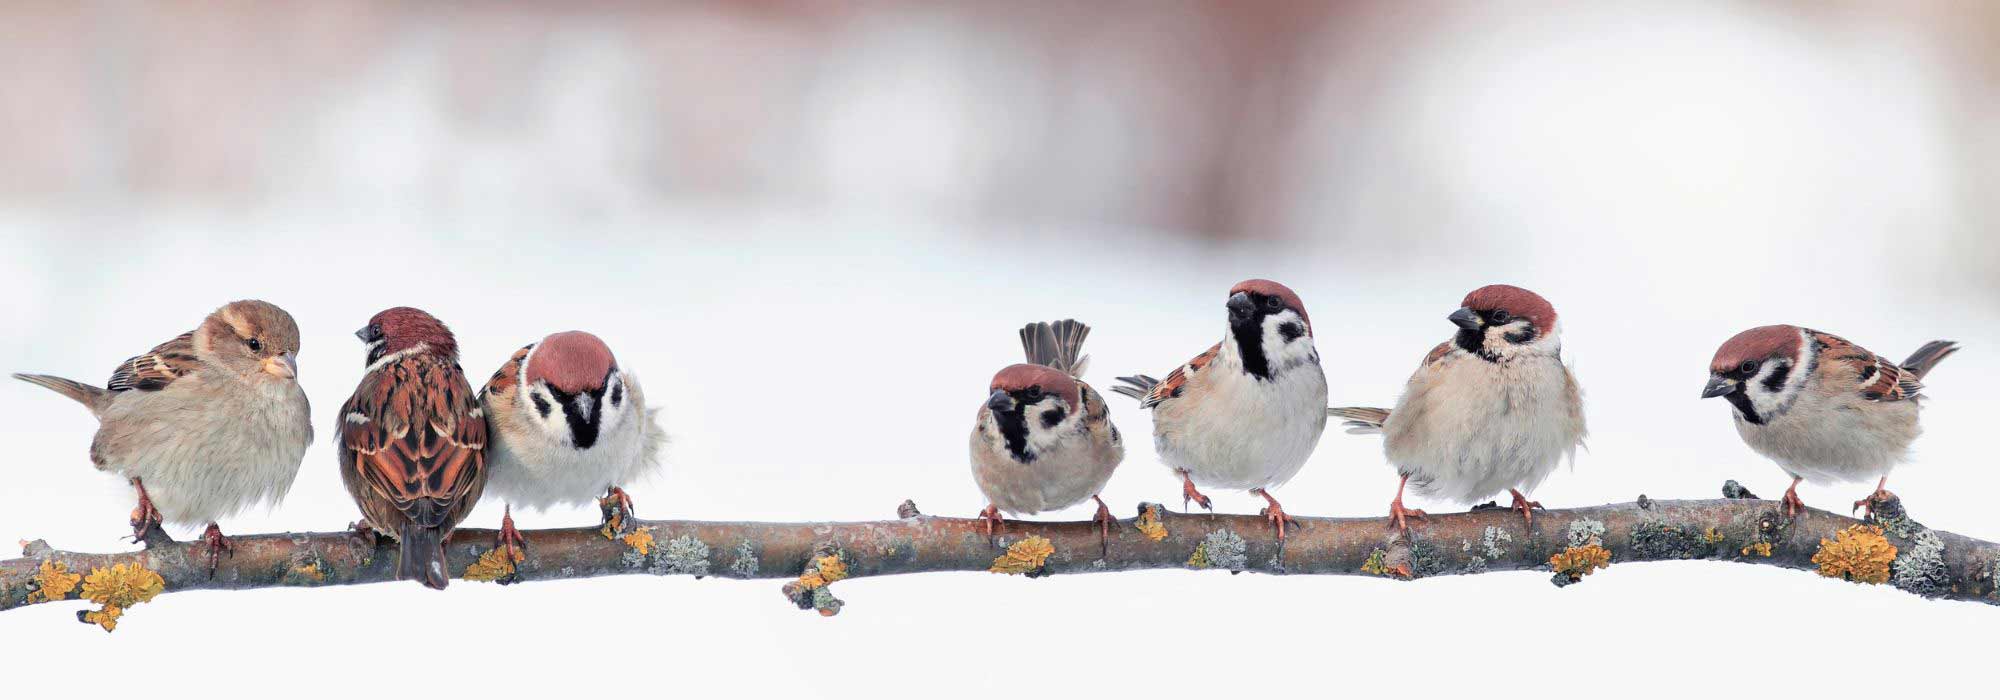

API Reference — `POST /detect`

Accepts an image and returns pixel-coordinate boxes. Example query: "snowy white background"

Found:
[2,1,1995,697]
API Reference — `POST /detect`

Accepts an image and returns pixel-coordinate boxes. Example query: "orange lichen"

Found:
[1134,504,1168,542]
[622,529,655,556]
[814,555,847,583]
[76,563,165,633]
[1812,525,1896,584]
[1550,544,1612,581]
[1740,542,1773,558]
[1702,528,1726,545]
[989,536,1055,575]
[27,560,81,604]
[1360,549,1410,579]
[463,546,525,582]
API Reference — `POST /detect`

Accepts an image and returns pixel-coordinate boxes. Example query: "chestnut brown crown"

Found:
[360,306,458,359]
[1229,278,1309,327]
[1461,284,1557,332]
[989,363,1080,409]
[1710,325,1804,374]
[527,330,618,393]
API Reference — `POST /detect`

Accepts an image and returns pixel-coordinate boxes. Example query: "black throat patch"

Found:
[545,385,605,449]
[1231,316,1272,380]
[994,406,1034,462]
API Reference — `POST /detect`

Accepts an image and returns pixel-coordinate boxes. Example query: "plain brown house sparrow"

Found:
[969,320,1124,542]
[337,307,489,590]
[13,299,312,573]
[480,331,666,555]
[1701,324,1958,517]
[1329,285,1587,531]
[1112,279,1328,540]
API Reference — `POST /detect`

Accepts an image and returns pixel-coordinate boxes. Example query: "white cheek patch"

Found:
[1260,310,1318,366]
[1020,398,1078,453]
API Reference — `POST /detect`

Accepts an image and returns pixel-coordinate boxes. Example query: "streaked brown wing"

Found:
[1143,342,1221,408]
[478,342,535,401]
[1420,341,1455,368]
[106,331,201,392]
[1810,330,1921,402]
[340,355,488,528]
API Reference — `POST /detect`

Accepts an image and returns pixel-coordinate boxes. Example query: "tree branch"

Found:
[5,483,1996,629]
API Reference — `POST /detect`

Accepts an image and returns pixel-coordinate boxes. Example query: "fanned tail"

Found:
[1020,319,1091,377]
[1899,340,1960,380]
[1327,406,1391,435]
[1110,374,1159,402]
[11,373,109,415]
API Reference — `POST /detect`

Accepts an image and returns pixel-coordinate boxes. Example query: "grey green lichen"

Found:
[1186,530,1247,571]
[728,541,760,577]
[1408,540,1446,578]
[1628,519,1716,560]
[647,534,712,577]
[1458,526,1513,574]
[1890,530,1950,598]
[1566,519,1607,548]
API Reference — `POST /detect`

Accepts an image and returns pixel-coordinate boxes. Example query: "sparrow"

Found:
[337,307,488,590]
[1329,285,1586,531]
[1112,279,1328,540]
[1701,325,1958,517]
[480,330,666,557]
[13,300,312,574]
[969,320,1125,545]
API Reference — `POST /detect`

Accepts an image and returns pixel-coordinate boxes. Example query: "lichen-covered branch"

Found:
[5,483,1997,630]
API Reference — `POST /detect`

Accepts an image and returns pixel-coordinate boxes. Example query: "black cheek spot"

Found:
[1760,362,1793,393]
[531,393,552,418]
[1041,406,1067,429]
[610,384,624,406]
[1279,322,1304,342]
[1504,327,1537,345]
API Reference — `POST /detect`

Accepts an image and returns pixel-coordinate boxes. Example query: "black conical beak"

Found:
[1227,292,1255,321]
[1448,307,1481,330]
[987,389,1015,412]
[355,325,383,344]
[1701,376,1737,399]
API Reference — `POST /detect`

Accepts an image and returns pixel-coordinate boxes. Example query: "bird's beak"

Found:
[262,352,298,379]
[1448,307,1481,330]
[1226,292,1255,321]
[1700,375,1737,399]
[355,325,382,344]
[987,389,1015,413]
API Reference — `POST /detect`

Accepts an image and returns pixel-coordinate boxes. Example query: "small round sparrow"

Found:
[337,307,489,590]
[1329,285,1587,531]
[13,300,312,574]
[1701,325,1958,517]
[969,320,1125,544]
[479,331,666,556]
[1112,279,1328,539]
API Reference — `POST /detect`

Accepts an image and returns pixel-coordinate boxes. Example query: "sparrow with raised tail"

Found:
[13,300,312,574]
[1701,325,1958,517]
[480,331,666,557]
[1111,279,1327,540]
[970,320,1124,544]
[1329,285,1586,531]
[337,307,488,590]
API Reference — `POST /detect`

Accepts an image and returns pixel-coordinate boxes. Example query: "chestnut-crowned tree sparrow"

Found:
[1112,279,1327,539]
[337,307,488,590]
[970,320,1124,543]
[1701,325,1958,517]
[13,299,312,573]
[480,331,666,555]
[1329,285,1586,531]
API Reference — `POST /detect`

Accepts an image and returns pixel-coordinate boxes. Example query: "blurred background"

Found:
[2,1,1995,697]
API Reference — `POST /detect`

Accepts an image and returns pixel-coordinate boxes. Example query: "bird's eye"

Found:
[1739,360,1759,374]
[1263,296,1283,312]
[1490,310,1511,323]
[245,338,262,352]
[1026,385,1043,399]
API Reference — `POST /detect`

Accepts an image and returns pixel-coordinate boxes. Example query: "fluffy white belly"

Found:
[101,380,311,526]
[1385,357,1581,504]
[1736,394,1917,484]
[970,435,1120,515]
[1153,368,1328,491]
[485,422,653,510]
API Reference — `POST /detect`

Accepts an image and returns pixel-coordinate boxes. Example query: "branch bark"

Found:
[5,483,1996,628]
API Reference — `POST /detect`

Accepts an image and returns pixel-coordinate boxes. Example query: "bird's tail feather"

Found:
[1327,406,1391,435]
[1899,340,1960,380]
[1110,374,1159,402]
[12,373,108,415]
[397,523,452,590]
[1020,319,1091,377]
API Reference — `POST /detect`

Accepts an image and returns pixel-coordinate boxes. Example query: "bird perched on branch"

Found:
[1112,279,1327,540]
[337,307,488,590]
[12,300,312,575]
[480,330,666,558]
[1329,285,1586,532]
[1701,325,1958,518]
[970,320,1124,543]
